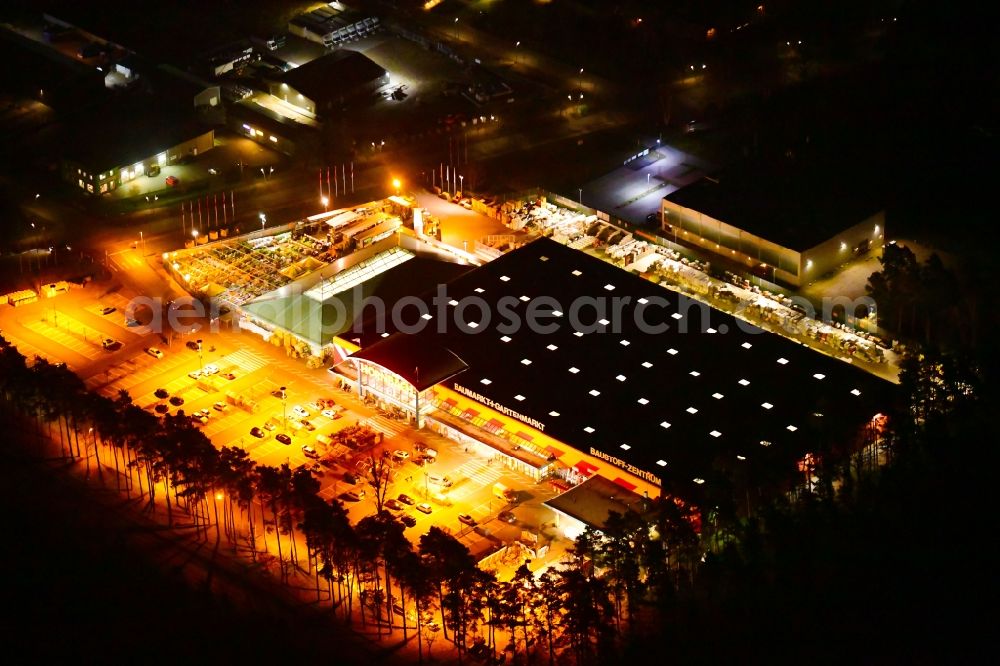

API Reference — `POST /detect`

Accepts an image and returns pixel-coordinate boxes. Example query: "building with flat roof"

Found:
[288,2,380,48]
[267,49,387,116]
[660,158,885,287]
[340,238,894,501]
[59,94,214,194]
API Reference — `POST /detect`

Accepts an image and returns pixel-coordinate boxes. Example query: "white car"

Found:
[212,401,229,412]
[201,364,219,375]
[322,409,337,419]
[145,347,164,359]
[188,370,202,380]
[292,405,310,419]
[392,450,409,461]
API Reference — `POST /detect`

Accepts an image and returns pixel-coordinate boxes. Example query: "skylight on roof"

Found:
[638,297,649,305]
[381,332,390,338]
[481,378,492,385]
[553,310,563,317]
[616,374,627,382]
[467,321,479,329]
[521,358,532,366]
[741,342,753,349]
[760,440,772,447]
[584,426,595,433]
[514,394,525,401]
[671,313,683,320]
[642,362,653,368]
[620,444,631,451]
[501,335,512,342]
[598,318,610,326]
[421,313,433,320]
[851,389,861,396]
[637,398,649,405]
[620,339,630,346]
[737,455,747,460]
[519,295,530,302]
[569,367,580,374]
[573,331,584,337]
[589,389,601,396]
[547,344,558,351]
[787,425,798,432]
[707,327,717,334]
[813,373,826,380]
[690,370,700,377]
[500,275,511,282]
[693,478,705,485]
[571,270,582,276]
[660,421,671,429]
[549,411,560,417]
[777,358,789,365]
[604,284,615,291]
[540,255,549,262]
[656,459,668,467]
[474,287,484,293]
[761,402,773,409]
[738,379,750,386]
[712,393,724,399]
[709,430,721,438]
[686,407,698,414]
[448,299,459,306]
[667,348,678,355]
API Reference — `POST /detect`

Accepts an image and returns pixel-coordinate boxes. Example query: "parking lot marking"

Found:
[23,318,103,360]
[222,348,267,373]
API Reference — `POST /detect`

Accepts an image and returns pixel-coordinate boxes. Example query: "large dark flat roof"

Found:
[352,238,895,499]
[544,475,650,529]
[664,156,883,251]
[278,50,385,105]
[61,94,211,170]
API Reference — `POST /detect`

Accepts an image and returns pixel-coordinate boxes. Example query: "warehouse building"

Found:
[267,49,387,116]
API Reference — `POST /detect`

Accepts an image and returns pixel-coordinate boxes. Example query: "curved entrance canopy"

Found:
[343,333,469,391]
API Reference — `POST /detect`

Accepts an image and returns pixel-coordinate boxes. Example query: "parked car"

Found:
[270,389,285,398]
[299,419,316,431]
[101,306,117,315]
[102,338,122,351]
[385,498,404,511]
[416,503,433,514]
[302,445,319,459]
[165,175,179,187]
[186,340,200,351]
[221,372,237,380]
[201,363,219,375]
[213,401,228,412]
[292,405,310,418]
[190,414,208,425]
[145,347,164,359]
[392,450,409,461]
[188,370,202,380]
[276,433,292,445]
[154,388,169,399]
[250,427,265,438]
[305,402,321,412]
[498,511,517,524]
[194,409,211,418]
[309,462,325,477]
[397,493,416,506]
[400,515,417,528]
[458,513,477,526]
[169,396,184,406]
[339,490,365,502]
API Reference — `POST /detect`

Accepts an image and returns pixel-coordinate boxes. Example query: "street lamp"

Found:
[321,196,329,211]
[392,178,401,195]
[514,40,520,65]
[259,212,267,231]
[577,187,582,204]
[458,174,464,193]
[279,386,287,433]
[192,229,199,243]
[196,338,204,371]
[139,230,144,255]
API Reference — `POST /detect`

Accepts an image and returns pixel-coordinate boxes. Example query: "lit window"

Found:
[540,256,549,262]
[552,310,563,317]
[448,299,459,306]
[686,407,698,414]
[709,430,721,438]
[737,455,746,460]
[269,135,278,143]
[380,332,389,338]
[481,378,492,385]
[474,287,484,293]
[573,331,584,337]
[706,327,717,334]
[637,398,649,405]
[760,440,772,447]
[589,389,601,396]
[467,321,479,328]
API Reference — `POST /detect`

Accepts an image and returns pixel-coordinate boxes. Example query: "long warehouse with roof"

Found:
[338,238,894,502]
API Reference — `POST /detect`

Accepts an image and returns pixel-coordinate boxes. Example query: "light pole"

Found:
[321,196,329,211]
[458,174,464,194]
[259,212,267,232]
[514,40,520,66]
[192,229,199,244]
[578,67,584,93]
[196,338,204,371]
[577,187,582,204]
[392,178,401,196]
[453,17,458,42]
[139,230,144,255]
[280,386,287,434]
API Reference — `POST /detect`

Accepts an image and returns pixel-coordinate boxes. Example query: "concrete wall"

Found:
[267,82,317,114]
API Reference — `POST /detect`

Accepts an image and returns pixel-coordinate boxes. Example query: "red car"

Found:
[165,175,179,187]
